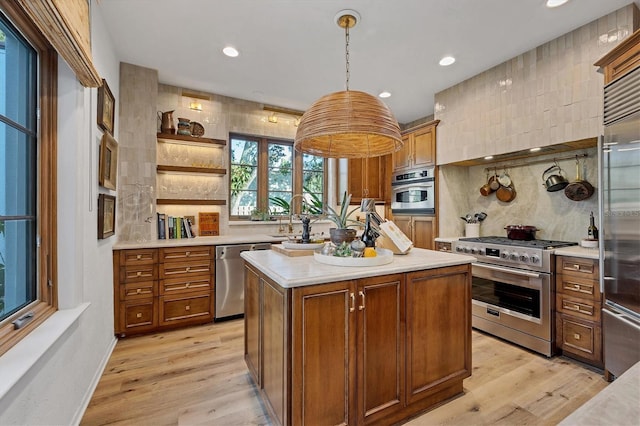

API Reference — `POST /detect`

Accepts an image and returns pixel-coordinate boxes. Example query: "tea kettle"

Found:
[158,110,175,134]
[541,163,569,192]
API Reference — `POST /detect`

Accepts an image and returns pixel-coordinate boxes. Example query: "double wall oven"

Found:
[390,167,435,214]
[453,237,577,356]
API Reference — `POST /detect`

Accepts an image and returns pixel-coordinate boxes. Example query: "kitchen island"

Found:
[241,248,475,426]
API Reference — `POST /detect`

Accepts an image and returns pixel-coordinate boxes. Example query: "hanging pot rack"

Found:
[483,153,588,172]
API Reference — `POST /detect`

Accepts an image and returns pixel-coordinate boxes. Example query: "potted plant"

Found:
[325,192,361,245]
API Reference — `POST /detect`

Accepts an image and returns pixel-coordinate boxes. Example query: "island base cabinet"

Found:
[245,262,472,426]
[292,281,357,426]
[406,266,472,405]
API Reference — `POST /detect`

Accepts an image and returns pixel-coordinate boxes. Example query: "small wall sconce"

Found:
[189,102,203,111]
[268,113,278,123]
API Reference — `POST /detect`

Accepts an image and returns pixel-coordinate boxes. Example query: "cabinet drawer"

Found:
[160,246,212,263]
[160,274,212,295]
[556,273,600,301]
[556,294,601,322]
[121,264,158,282]
[160,259,213,279]
[556,315,602,364]
[120,281,157,300]
[119,298,157,333]
[160,292,213,325]
[556,256,598,279]
[119,249,157,266]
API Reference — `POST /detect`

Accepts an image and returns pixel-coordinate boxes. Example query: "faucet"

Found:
[288,194,306,233]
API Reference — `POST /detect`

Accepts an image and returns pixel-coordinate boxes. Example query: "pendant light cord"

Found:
[345,16,350,91]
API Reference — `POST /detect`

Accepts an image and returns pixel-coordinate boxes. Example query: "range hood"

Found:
[448,137,597,167]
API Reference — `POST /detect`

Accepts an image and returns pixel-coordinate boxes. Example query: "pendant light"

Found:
[294,10,402,158]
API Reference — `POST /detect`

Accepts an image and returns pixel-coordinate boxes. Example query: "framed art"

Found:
[97,78,115,135]
[98,194,116,239]
[99,132,118,190]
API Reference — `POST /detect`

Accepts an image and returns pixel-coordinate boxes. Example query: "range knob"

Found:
[470,248,478,255]
[530,255,540,264]
[501,251,509,259]
[520,254,530,262]
[510,252,519,261]
[463,247,470,254]
[455,246,463,253]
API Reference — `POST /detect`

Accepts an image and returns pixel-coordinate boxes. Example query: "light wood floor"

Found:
[81,319,607,425]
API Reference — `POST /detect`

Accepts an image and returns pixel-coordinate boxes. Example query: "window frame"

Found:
[0,1,57,356]
[229,133,326,220]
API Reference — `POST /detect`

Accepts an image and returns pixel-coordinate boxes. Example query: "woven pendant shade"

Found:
[294,90,403,158]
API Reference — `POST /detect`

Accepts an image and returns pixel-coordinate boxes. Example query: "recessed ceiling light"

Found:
[379,91,391,98]
[546,0,569,8]
[530,147,542,152]
[439,56,455,66]
[484,156,494,160]
[223,46,239,57]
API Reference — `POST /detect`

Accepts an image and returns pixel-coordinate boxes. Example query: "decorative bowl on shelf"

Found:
[313,248,393,267]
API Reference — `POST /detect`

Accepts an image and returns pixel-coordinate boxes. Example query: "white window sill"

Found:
[0,302,90,401]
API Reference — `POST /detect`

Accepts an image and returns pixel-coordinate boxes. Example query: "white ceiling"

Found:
[96,0,637,124]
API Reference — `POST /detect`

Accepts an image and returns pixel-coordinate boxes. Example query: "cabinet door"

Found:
[413,216,436,250]
[348,156,385,202]
[412,125,435,167]
[292,281,356,426]
[393,133,412,171]
[118,298,157,335]
[357,274,405,424]
[244,264,261,386]
[347,158,365,202]
[393,216,413,242]
[405,265,471,404]
[262,277,289,426]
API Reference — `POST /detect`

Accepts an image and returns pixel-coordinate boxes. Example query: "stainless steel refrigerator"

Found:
[600,66,640,379]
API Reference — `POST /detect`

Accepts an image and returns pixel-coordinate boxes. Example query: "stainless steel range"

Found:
[453,237,577,356]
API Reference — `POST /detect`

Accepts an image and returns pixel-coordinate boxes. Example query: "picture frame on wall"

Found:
[98,194,116,239]
[97,78,115,135]
[99,132,118,190]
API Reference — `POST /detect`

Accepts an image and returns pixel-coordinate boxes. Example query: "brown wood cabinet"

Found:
[347,155,389,203]
[555,255,602,367]
[393,121,439,172]
[245,263,471,426]
[595,29,640,84]
[113,246,215,336]
[392,215,436,250]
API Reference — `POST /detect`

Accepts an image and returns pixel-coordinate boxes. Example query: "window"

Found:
[0,3,57,356]
[229,133,325,219]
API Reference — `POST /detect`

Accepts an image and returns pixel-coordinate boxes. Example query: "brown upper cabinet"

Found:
[594,28,640,84]
[394,120,440,172]
[347,154,389,203]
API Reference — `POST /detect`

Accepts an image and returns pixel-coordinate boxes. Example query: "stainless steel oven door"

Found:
[390,181,434,214]
[471,263,553,355]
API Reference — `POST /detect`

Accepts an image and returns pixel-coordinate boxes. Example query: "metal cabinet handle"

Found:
[136,271,142,277]
[185,305,190,311]
[359,291,365,311]
[574,333,581,340]
[185,282,190,288]
[186,251,191,257]
[136,254,142,260]
[350,293,355,313]
[136,288,142,294]
[186,266,191,272]
[136,312,142,318]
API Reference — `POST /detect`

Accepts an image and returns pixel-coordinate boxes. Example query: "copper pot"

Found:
[505,225,538,240]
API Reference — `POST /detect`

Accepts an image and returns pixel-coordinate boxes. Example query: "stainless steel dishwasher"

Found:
[215,243,271,320]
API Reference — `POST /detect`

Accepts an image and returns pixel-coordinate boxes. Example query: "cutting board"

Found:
[272,244,315,257]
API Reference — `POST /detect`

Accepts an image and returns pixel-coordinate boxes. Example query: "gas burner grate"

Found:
[458,236,577,249]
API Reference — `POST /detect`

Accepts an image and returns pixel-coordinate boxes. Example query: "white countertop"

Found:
[113,234,286,250]
[241,248,476,288]
[553,245,600,259]
[435,237,460,243]
[559,361,639,425]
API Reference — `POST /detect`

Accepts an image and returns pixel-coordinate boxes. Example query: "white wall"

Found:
[0,2,119,424]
